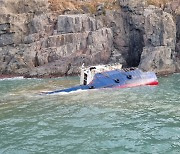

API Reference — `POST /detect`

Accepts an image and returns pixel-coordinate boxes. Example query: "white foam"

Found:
[45,89,94,96]
[0,76,24,81]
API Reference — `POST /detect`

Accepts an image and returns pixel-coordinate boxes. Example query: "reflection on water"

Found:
[0,74,180,153]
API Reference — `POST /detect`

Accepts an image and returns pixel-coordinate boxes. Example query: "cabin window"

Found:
[83,73,87,85]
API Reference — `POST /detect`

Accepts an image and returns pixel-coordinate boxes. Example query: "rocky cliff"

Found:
[0,0,179,77]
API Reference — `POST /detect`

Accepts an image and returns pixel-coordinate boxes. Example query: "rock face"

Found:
[0,0,179,77]
[139,6,176,74]
[0,0,114,77]
[144,7,176,49]
[57,14,102,34]
[176,15,180,55]
[117,0,146,67]
[0,0,51,75]
[103,0,147,67]
[27,14,113,77]
[0,0,49,45]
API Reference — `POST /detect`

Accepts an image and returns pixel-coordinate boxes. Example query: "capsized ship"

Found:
[44,64,158,95]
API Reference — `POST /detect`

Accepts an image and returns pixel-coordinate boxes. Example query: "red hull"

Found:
[116,80,159,88]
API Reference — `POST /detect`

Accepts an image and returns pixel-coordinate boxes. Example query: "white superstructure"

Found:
[80,63,122,85]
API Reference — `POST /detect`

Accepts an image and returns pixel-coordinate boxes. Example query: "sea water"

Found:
[0,74,179,154]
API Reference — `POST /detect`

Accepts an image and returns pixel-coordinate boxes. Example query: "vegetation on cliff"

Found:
[48,0,179,15]
[147,0,179,14]
[147,0,171,6]
[48,0,119,13]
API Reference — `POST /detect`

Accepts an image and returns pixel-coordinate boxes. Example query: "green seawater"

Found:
[0,74,179,154]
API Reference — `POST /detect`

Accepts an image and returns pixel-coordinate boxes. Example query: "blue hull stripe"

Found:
[44,69,158,94]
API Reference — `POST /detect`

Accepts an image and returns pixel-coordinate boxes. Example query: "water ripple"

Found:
[0,74,180,153]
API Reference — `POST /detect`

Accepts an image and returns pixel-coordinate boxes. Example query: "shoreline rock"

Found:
[0,0,179,78]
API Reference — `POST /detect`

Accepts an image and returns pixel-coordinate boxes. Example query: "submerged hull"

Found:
[44,69,158,95]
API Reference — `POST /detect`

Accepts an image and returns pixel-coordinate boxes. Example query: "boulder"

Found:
[139,46,176,75]
[0,33,14,47]
[0,46,29,74]
[24,33,40,44]
[0,23,10,34]
[29,14,52,34]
